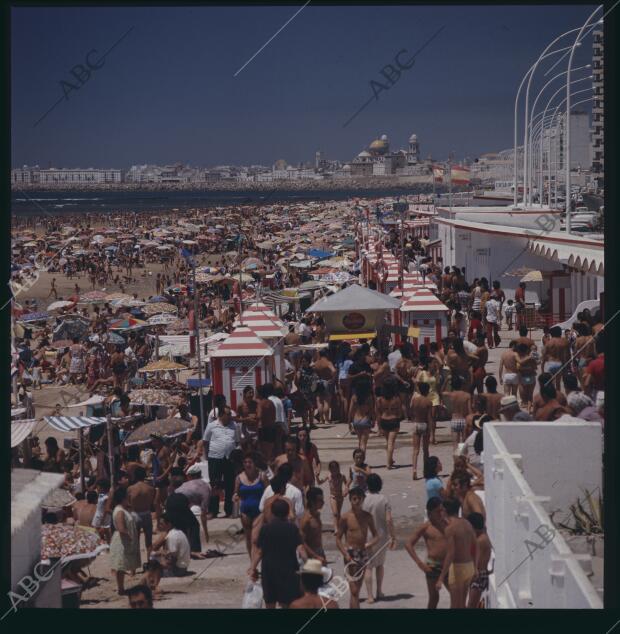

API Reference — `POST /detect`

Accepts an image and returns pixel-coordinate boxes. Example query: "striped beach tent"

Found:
[44,416,107,432]
[208,326,274,410]
[233,311,287,379]
[399,289,449,350]
[11,419,38,448]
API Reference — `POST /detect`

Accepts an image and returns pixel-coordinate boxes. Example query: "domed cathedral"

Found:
[368,133,390,156]
[407,133,419,165]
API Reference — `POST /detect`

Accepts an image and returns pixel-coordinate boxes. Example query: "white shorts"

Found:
[503,372,519,385]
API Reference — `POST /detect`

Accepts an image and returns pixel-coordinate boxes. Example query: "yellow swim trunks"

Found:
[448,561,475,588]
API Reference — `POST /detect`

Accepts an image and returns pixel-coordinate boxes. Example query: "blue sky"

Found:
[11,4,598,168]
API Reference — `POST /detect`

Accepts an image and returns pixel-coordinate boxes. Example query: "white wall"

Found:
[484,422,603,609]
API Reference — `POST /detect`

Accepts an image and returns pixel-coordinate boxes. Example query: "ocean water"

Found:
[11,187,427,216]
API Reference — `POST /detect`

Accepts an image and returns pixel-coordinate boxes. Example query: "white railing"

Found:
[484,422,603,609]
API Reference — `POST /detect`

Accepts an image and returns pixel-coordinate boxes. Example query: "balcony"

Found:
[484,422,603,609]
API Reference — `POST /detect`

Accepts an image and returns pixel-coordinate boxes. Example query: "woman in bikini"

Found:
[318,460,347,534]
[376,378,404,470]
[348,375,375,454]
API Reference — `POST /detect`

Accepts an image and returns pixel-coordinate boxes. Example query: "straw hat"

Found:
[297,559,325,577]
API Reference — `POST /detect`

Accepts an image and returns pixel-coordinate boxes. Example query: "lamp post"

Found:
[547,90,594,209]
[530,73,593,207]
[565,7,603,233]
[516,31,583,209]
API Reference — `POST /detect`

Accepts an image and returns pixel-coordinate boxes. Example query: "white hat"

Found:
[297,559,326,578]
[187,464,202,476]
[500,395,519,410]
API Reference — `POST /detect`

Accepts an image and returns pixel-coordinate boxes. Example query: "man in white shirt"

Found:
[258,463,304,520]
[387,345,402,372]
[484,297,501,349]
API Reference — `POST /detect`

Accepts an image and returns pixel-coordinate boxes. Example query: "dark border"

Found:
[2,1,618,631]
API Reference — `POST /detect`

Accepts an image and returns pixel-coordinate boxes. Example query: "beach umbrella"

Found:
[139,359,187,373]
[148,295,169,303]
[147,313,178,325]
[41,524,108,563]
[129,388,180,406]
[142,302,178,316]
[79,290,108,303]
[520,270,543,282]
[47,300,76,312]
[105,292,132,302]
[123,418,194,446]
[18,311,51,323]
[103,331,126,345]
[42,488,76,513]
[50,339,73,350]
[108,317,148,331]
[52,318,91,341]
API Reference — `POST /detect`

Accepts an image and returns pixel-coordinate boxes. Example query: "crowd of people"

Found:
[11,202,605,610]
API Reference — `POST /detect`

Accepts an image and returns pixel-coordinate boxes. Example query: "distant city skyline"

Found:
[12,5,597,167]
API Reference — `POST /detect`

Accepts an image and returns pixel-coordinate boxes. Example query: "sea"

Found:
[11,187,426,216]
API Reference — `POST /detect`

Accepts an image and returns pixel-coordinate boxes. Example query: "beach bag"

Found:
[242,580,263,609]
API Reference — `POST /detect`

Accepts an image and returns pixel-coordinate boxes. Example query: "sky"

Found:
[11,4,599,168]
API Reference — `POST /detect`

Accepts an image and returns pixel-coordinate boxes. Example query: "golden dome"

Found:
[369,138,389,154]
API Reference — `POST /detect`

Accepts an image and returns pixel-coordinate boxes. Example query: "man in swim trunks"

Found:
[436,497,477,608]
[405,497,449,609]
[541,326,570,391]
[336,487,379,609]
[466,512,492,608]
[301,487,326,564]
[443,375,471,457]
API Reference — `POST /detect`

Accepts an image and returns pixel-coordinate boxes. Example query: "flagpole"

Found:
[192,256,206,436]
[184,247,206,436]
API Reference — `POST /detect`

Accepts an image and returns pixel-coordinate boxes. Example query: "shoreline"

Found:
[11,177,455,193]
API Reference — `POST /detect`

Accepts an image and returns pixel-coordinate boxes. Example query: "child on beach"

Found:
[348,448,371,493]
[504,300,515,330]
[318,460,346,533]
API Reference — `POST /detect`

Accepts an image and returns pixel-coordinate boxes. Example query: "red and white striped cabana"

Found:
[399,288,449,351]
[233,311,287,379]
[208,326,274,410]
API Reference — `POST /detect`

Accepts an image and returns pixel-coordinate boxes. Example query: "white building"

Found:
[12,166,121,184]
[591,28,603,189]
[430,205,603,322]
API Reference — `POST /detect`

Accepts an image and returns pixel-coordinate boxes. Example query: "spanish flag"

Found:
[432,164,444,183]
[450,165,471,185]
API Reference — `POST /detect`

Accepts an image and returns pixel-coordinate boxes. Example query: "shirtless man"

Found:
[573,324,596,388]
[436,497,477,609]
[127,466,156,556]
[541,326,570,391]
[443,375,471,457]
[313,349,336,425]
[237,386,258,449]
[466,513,492,609]
[48,277,58,299]
[405,497,449,609]
[73,490,98,527]
[336,487,379,609]
[273,436,314,491]
[483,375,503,420]
[410,382,433,480]
[150,434,172,519]
[498,341,518,396]
[290,559,339,609]
[471,334,488,395]
[454,472,486,520]
[256,385,277,461]
[300,487,326,564]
